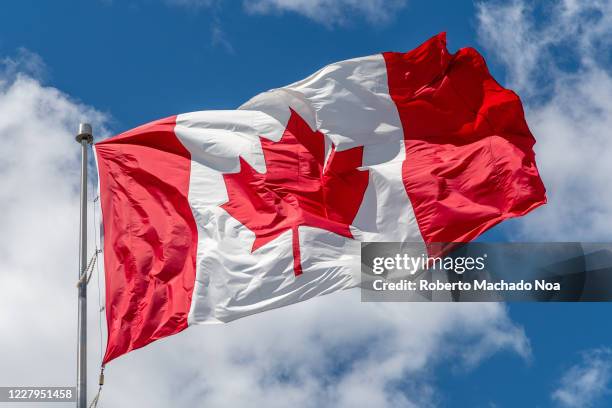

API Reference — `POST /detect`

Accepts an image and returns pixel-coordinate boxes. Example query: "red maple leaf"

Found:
[221,109,369,276]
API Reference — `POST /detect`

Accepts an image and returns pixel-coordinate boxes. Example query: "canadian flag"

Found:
[95,33,546,363]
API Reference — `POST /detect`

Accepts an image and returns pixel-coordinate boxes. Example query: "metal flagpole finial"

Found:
[76,123,93,144]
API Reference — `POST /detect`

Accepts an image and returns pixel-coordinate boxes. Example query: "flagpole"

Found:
[76,123,93,408]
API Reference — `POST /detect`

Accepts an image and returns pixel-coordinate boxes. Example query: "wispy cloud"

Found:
[164,0,408,53]
[166,0,408,27]
[164,0,235,53]
[552,348,612,407]
[1,48,47,82]
[243,0,407,26]
[477,0,612,241]
[164,0,218,9]
[211,18,235,54]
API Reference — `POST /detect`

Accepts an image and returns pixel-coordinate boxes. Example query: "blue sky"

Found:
[1,1,612,407]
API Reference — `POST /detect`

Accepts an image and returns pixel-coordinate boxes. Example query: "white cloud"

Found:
[0,50,529,407]
[100,297,528,408]
[552,348,612,407]
[0,50,108,399]
[476,0,612,241]
[243,0,407,26]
